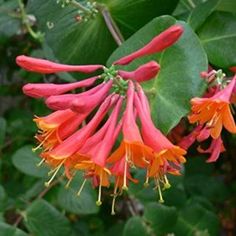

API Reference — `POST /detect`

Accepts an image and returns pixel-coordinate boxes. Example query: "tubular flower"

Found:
[73,97,123,205]
[23,76,98,98]
[16,55,103,74]
[17,24,185,213]
[134,84,186,201]
[114,24,184,65]
[107,81,152,190]
[188,76,236,139]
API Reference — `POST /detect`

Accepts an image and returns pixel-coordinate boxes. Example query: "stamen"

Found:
[122,145,129,191]
[96,174,103,206]
[157,181,164,203]
[65,177,73,189]
[32,129,54,152]
[77,179,87,196]
[45,160,64,187]
[111,179,119,215]
[36,158,45,167]
[144,170,149,187]
[163,175,171,189]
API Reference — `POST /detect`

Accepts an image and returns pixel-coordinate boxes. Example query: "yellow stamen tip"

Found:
[164,183,171,189]
[111,211,116,216]
[122,186,128,191]
[159,199,164,204]
[44,182,50,187]
[96,201,102,206]
[143,183,149,188]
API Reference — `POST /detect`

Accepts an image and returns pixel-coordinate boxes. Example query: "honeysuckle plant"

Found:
[16,25,186,213]
[1,0,236,235]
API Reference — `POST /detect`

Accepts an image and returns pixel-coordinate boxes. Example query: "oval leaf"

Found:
[12,146,49,178]
[25,199,72,236]
[198,11,236,68]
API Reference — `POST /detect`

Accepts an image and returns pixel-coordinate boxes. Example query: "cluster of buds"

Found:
[56,0,98,22]
[179,68,236,162]
[17,25,188,214]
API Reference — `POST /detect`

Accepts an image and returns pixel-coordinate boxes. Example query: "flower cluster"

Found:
[17,25,187,214]
[179,69,236,162]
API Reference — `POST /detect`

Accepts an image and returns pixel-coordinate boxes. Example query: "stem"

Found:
[98,5,124,46]
[17,0,42,41]
[188,0,196,8]
[14,178,61,227]
[71,0,91,12]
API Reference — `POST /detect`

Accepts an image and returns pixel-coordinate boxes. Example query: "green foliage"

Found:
[1,0,236,235]
[24,199,72,236]
[12,146,49,178]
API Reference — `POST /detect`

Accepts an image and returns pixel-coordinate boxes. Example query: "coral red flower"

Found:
[23,76,98,98]
[134,85,186,177]
[16,55,103,74]
[107,81,152,190]
[114,25,184,65]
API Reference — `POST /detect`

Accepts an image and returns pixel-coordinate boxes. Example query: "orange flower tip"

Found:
[96,200,102,206]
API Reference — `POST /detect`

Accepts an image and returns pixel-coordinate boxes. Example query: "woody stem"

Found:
[98,5,124,46]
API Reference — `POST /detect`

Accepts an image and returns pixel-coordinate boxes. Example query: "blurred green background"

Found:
[0,0,236,235]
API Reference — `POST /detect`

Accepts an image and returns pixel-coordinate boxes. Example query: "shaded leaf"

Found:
[173,203,220,236]
[187,0,221,31]
[143,202,178,235]
[0,117,7,147]
[57,174,99,215]
[123,216,150,236]
[12,145,49,178]
[0,222,28,236]
[198,11,236,68]
[25,199,71,236]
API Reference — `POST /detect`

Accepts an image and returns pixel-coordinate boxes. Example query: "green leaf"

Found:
[24,199,72,236]
[198,11,236,68]
[0,117,7,147]
[187,0,221,31]
[173,203,220,236]
[108,16,207,133]
[0,222,28,236]
[107,0,179,38]
[12,145,49,178]
[0,185,7,211]
[143,202,178,235]
[57,174,99,215]
[184,175,230,202]
[123,216,150,236]
[0,0,21,40]
[217,0,236,13]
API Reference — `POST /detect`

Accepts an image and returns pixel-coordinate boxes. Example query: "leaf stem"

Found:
[17,0,43,41]
[98,5,124,46]
[70,0,91,13]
